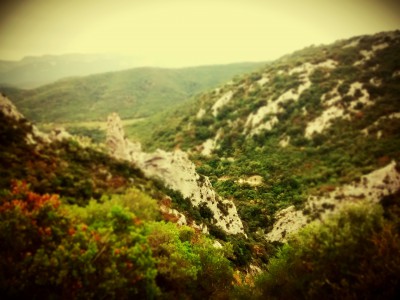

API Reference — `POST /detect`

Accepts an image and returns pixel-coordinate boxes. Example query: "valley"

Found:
[40,118,145,131]
[1,30,400,299]
[1,62,265,123]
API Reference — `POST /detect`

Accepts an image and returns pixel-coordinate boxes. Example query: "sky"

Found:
[0,0,399,67]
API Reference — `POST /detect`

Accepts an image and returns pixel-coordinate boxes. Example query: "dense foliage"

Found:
[236,201,400,299]
[0,110,160,206]
[0,182,235,299]
[1,31,400,299]
[0,107,241,299]
[126,31,400,236]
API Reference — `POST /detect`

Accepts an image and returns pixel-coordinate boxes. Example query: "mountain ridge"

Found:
[125,30,400,237]
[0,62,266,123]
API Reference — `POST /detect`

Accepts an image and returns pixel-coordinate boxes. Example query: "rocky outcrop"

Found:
[1,93,79,145]
[305,81,373,139]
[244,60,338,137]
[106,112,142,160]
[0,93,25,121]
[266,161,400,242]
[106,112,245,235]
[212,91,234,117]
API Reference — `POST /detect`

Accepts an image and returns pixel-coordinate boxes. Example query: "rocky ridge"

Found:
[193,31,400,155]
[106,112,245,235]
[136,30,400,241]
[205,32,400,241]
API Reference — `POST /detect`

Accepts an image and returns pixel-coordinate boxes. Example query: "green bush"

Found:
[0,182,236,299]
[0,182,158,299]
[146,222,234,299]
[250,202,400,299]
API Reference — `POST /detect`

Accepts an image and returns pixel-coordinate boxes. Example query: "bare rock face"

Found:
[106,112,142,160]
[106,112,245,235]
[106,112,127,159]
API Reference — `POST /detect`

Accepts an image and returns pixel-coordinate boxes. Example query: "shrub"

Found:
[0,182,158,299]
[199,203,214,220]
[146,222,234,299]
[251,202,400,299]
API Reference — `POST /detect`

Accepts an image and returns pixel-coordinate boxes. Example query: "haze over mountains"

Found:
[1,30,400,299]
[0,53,144,88]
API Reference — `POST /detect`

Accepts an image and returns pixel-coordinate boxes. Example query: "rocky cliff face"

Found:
[106,112,245,235]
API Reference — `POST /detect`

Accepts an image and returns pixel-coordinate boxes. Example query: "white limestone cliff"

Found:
[106,112,245,235]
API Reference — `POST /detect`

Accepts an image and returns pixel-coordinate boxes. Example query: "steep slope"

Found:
[0,93,149,202]
[0,93,246,236]
[0,94,245,299]
[106,112,244,235]
[129,30,400,238]
[0,62,265,122]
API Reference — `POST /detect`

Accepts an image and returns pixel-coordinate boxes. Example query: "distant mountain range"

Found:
[0,62,266,122]
[0,53,143,88]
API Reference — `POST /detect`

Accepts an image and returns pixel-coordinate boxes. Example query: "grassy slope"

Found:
[0,62,265,123]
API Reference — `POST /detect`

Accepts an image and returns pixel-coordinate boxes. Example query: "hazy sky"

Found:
[0,0,399,67]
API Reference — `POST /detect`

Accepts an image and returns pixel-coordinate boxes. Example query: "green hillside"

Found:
[0,103,239,299]
[125,31,400,297]
[1,30,400,299]
[0,62,265,123]
[127,30,400,232]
